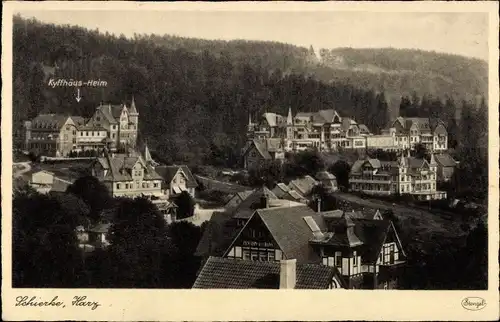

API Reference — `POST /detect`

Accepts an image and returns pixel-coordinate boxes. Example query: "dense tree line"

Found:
[320,47,487,106]
[12,179,203,288]
[13,16,391,168]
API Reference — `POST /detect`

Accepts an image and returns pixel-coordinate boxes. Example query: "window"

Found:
[117,183,121,190]
[259,253,267,262]
[251,252,259,261]
[235,246,242,258]
[353,251,357,265]
[64,134,68,140]
[112,134,116,139]
[96,116,101,121]
[335,254,342,267]
[243,250,251,260]
[72,130,76,135]
[154,183,159,188]
[66,126,70,130]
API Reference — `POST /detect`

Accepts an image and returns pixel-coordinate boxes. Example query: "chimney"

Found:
[279,259,297,289]
[260,185,270,208]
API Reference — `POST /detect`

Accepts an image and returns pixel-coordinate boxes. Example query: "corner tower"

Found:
[128,96,139,147]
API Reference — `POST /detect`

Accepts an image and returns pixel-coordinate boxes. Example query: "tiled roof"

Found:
[250,139,272,159]
[31,114,70,130]
[155,165,198,188]
[192,257,341,289]
[50,177,71,193]
[272,183,290,198]
[320,213,364,248]
[435,153,458,167]
[405,157,427,169]
[254,205,325,263]
[95,154,162,182]
[321,216,392,263]
[195,211,240,258]
[288,175,318,196]
[316,171,336,181]
[232,186,279,219]
[71,116,86,127]
[286,190,306,201]
[236,190,254,201]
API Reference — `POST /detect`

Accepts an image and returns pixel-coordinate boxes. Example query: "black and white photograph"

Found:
[2,1,499,321]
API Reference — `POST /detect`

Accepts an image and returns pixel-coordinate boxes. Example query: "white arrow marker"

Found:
[76,88,82,102]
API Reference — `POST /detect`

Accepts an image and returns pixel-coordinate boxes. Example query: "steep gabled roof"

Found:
[254,205,326,263]
[435,153,458,167]
[289,175,318,196]
[155,165,198,188]
[244,139,272,160]
[97,104,120,124]
[95,154,161,182]
[195,211,239,258]
[232,186,279,219]
[320,215,392,264]
[272,183,290,198]
[192,257,343,289]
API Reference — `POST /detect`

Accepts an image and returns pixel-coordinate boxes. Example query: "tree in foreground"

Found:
[12,187,88,287]
[66,175,113,222]
[95,197,172,288]
[174,191,196,220]
[328,160,351,190]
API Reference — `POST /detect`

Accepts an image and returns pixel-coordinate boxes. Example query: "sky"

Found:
[18,10,489,61]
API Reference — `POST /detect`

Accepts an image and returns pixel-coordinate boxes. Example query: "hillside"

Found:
[12,16,389,166]
[318,48,488,119]
[12,16,486,167]
[147,36,488,119]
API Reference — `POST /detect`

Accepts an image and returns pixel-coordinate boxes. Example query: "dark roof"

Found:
[236,190,254,201]
[192,257,340,289]
[249,140,272,159]
[31,114,70,130]
[321,216,392,263]
[232,186,279,219]
[50,177,71,193]
[288,175,318,196]
[155,165,198,188]
[435,153,458,167]
[195,211,240,258]
[94,154,162,182]
[316,171,336,181]
[252,205,325,263]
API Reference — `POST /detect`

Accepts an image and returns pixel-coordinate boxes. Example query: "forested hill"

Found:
[318,47,488,113]
[13,15,389,165]
[13,16,485,166]
[146,36,488,112]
